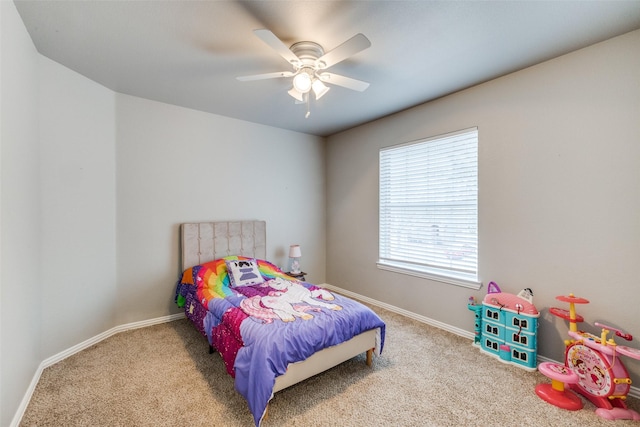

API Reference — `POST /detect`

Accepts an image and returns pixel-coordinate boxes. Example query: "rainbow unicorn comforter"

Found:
[175,256,385,426]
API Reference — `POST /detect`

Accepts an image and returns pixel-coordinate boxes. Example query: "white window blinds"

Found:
[378,127,479,288]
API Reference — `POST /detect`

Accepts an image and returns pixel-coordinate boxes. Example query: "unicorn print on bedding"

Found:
[241,277,342,323]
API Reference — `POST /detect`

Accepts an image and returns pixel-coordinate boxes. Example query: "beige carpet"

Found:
[20,305,640,426]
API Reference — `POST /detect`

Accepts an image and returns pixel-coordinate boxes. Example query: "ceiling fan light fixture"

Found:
[288,87,305,102]
[292,70,312,93]
[312,79,330,100]
[238,30,372,115]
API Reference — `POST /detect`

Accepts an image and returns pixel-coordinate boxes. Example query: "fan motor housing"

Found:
[290,41,324,66]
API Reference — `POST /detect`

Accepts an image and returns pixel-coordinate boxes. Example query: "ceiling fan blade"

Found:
[236,71,295,81]
[318,72,370,92]
[315,33,371,69]
[253,29,301,67]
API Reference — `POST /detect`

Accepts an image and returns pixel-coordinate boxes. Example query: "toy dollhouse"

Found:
[468,282,539,371]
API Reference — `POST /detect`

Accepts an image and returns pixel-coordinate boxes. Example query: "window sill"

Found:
[376,260,482,290]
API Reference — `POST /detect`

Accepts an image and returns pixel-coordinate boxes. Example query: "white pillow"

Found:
[225,258,265,287]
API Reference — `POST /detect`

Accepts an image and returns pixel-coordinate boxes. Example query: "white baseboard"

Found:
[320,282,640,401]
[11,312,185,427]
[321,282,475,340]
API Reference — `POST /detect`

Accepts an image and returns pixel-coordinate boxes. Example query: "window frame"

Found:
[377,127,481,290]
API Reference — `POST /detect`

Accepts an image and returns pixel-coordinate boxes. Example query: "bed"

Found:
[174,221,385,426]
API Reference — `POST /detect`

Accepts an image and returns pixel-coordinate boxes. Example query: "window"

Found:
[378,127,479,289]
[485,339,499,351]
[513,333,528,345]
[486,324,499,336]
[486,309,499,320]
[513,349,528,362]
[513,318,528,329]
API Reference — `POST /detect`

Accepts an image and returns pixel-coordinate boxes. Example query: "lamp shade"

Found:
[288,87,304,102]
[289,245,302,258]
[312,79,330,99]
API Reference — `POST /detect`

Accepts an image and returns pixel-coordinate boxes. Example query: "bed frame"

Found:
[180,220,377,395]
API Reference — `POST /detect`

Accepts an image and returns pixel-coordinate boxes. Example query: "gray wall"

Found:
[326,29,640,385]
[115,94,326,325]
[38,54,118,359]
[1,2,41,425]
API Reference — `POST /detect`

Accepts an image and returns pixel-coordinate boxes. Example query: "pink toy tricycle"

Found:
[536,293,640,421]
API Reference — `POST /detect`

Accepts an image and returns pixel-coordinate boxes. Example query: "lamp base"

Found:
[290,259,300,274]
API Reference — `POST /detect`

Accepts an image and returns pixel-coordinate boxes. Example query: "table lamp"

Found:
[289,244,302,274]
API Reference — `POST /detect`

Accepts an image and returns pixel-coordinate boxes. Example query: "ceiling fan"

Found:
[237,29,371,117]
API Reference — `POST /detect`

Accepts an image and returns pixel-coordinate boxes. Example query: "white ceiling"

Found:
[14,0,640,137]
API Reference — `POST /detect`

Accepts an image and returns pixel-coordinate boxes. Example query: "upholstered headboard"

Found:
[181,221,266,271]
